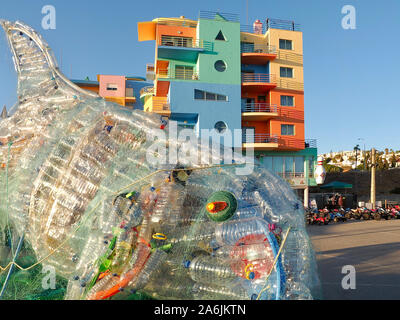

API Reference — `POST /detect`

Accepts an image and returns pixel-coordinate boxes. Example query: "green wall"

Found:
[197,17,241,85]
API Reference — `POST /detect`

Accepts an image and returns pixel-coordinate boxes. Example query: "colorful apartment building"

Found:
[137,11,318,205]
[72,75,149,109]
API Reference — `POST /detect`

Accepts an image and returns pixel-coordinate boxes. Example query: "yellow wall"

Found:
[267,29,304,87]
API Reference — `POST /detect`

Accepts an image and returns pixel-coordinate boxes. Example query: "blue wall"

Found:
[125,80,152,110]
[168,81,242,146]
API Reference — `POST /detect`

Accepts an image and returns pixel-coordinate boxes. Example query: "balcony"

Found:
[277,137,306,150]
[266,19,301,31]
[276,78,304,91]
[240,24,267,35]
[242,133,279,151]
[241,103,279,120]
[158,68,199,81]
[199,11,239,22]
[139,86,154,103]
[241,73,277,92]
[277,172,307,187]
[158,36,213,62]
[241,44,277,64]
[305,139,317,149]
[144,97,171,116]
[156,18,197,28]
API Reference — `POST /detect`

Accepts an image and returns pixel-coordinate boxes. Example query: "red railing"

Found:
[242,103,278,113]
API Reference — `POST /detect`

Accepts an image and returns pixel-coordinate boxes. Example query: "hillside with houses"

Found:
[320,149,400,172]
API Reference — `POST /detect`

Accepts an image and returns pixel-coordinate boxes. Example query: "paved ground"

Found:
[307,219,400,300]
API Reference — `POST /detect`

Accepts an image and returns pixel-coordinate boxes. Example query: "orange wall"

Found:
[156,24,197,45]
[242,121,269,135]
[270,89,305,149]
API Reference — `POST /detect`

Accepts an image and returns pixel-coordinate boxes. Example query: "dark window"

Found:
[215,30,226,41]
[206,92,216,100]
[214,121,227,133]
[194,89,227,101]
[281,95,294,106]
[194,89,205,99]
[106,83,118,91]
[280,67,293,78]
[281,124,295,136]
[279,39,292,50]
[214,60,227,72]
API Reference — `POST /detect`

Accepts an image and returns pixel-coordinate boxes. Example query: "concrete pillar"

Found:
[304,186,309,208]
[371,148,376,209]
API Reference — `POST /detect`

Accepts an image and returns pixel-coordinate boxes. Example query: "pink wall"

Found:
[98,75,126,98]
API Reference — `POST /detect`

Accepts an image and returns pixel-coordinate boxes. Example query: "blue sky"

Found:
[0,0,399,154]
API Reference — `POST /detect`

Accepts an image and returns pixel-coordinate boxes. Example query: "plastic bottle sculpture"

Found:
[0,20,321,300]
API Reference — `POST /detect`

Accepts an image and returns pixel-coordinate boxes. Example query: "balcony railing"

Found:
[156,18,197,28]
[241,73,277,84]
[240,43,277,55]
[277,51,303,64]
[266,18,301,31]
[241,19,301,33]
[242,103,278,113]
[160,36,213,51]
[199,11,239,22]
[277,172,305,179]
[140,86,154,97]
[276,79,304,91]
[145,100,170,113]
[240,24,267,34]
[158,69,199,81]
[305,139,317,148]
[243,133,278,144]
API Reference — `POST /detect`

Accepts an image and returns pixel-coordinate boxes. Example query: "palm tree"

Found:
[354,144,360,169]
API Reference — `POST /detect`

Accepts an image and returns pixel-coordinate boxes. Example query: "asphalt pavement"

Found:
[307,219,400,300]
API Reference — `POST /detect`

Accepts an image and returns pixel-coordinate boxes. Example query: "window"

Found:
[214,60,227,72]
[279,39,292,50]
[280,67,293,78]
[214,121,227,133]
[194,89,227,101]
[194,89,205,100]
[215,30,226,41]
[106,83,118,91]
[161,35,193,47]
[281,124,295,136]
[206,92,216,100]
[281,95,294,106]
[262,156,304,175]
[175,66,194,80]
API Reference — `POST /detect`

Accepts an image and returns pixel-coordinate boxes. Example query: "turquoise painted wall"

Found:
[197,17,241,85]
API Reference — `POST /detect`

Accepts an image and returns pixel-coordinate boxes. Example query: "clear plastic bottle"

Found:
[188,255,238,285]
[192,282,248,300]
[215,217,269,246]
[130,249,167,290]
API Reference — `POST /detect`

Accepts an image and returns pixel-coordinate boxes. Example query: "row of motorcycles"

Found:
[305,206,400,225]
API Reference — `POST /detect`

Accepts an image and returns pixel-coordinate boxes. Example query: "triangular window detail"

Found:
[215,30,226,41]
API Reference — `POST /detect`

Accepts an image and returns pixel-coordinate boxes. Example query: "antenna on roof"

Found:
[246,0,249,25]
